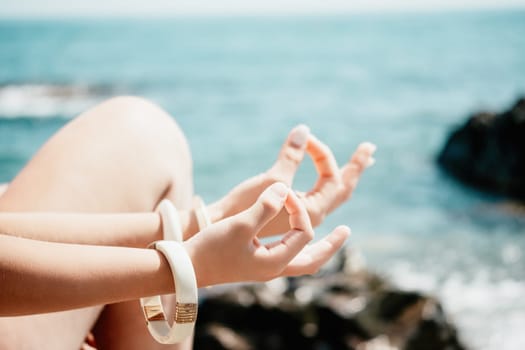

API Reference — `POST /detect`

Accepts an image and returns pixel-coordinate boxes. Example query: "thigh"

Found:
[0,308,102,350]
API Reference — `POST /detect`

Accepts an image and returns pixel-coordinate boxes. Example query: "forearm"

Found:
[0,206,225,246]
[0,234,173,316]
[0,212,163,247]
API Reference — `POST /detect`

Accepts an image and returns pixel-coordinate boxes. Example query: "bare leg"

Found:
[0,96,194,349]
[0,96,192,213]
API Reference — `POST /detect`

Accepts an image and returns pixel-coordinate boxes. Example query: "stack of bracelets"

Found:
[139,196,210,344]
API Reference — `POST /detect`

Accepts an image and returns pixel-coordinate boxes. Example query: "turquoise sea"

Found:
[1,9,525,349]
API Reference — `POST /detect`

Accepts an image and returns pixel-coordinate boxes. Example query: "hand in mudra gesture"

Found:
[209,125,376,237]
[185,182,351,287]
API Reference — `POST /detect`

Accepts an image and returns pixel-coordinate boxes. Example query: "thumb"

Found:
[269,125,310,184]
[238,182,289,236]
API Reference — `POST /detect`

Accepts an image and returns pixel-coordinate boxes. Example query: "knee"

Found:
[98,99,195,207]
[98,96,175,129]
[92,96,192,166]
[83,96,192,180]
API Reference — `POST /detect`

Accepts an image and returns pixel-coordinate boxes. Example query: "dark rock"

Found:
[437,97,525,200]
[193,249,466,350]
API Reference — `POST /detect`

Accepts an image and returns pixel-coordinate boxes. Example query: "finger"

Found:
[350,142,376,170]
[269,124,310,184]
[238,182,290,235]
[306,134,340,181]
[258,191,314,265]
[286,189,313,234]
[283,225,350,276]
[341,142,377,193]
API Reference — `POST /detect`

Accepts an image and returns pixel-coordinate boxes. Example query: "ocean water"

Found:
[1,9,525,349]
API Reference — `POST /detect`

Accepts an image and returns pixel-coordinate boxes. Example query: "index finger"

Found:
[269,124,310,184]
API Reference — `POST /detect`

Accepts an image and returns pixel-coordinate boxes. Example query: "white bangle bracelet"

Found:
[140,240,198,344]
[156,199,183,241]
[193,196,211,230]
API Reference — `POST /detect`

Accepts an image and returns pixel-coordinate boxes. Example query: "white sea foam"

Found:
[387,261,525,350]
[0,84,108,119]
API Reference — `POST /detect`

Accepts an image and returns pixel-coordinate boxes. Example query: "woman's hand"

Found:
[184,183,350,287]
[208,125,376,237]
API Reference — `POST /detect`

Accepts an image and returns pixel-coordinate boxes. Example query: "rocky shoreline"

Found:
[193,248,466,350]
[437,97,525,201]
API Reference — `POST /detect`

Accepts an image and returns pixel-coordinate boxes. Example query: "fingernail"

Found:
[366,157,376,168]
[289,124,310,148]
[361,142,377,154]
[337,225,352,237]
[271,182,289,198]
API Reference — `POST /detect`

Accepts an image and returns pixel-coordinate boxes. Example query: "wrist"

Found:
[151,249,176,295]
[207,200,225,226]
[179,199,223,240]
[183,240,215,288]
[142,241,198,344]
[178,209,198,240]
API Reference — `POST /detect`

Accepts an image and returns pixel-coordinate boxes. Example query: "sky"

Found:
[2,0,525,18]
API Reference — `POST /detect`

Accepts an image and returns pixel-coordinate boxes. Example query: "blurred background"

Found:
[1,1,524,349]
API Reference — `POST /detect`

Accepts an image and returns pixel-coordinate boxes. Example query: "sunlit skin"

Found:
[0,97,375,350]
